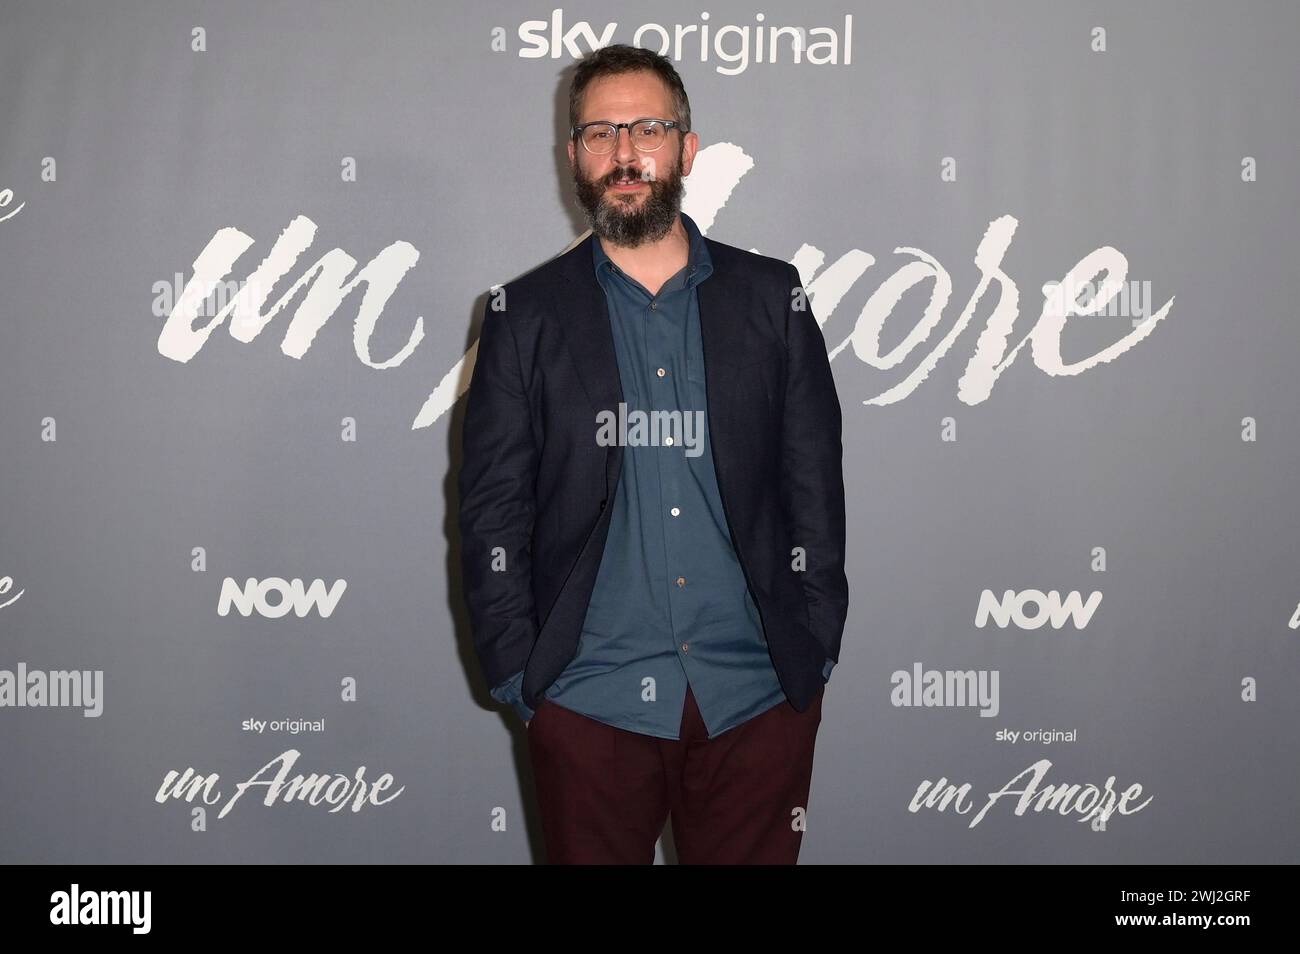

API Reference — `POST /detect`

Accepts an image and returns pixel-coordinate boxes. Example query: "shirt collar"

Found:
[591,211,713,289]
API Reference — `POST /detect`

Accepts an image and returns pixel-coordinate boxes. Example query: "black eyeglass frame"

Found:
[570,118,685,154]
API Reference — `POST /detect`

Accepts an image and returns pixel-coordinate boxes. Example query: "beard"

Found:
[572,146,685,248]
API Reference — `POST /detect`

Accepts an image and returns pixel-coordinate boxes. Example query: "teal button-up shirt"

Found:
[491,213,834,736]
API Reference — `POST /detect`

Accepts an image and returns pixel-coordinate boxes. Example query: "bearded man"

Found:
[458,43,848,864]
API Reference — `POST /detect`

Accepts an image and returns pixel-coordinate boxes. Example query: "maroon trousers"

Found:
[527,683,824,864]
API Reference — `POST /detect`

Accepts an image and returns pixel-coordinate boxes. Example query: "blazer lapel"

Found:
[695,238,743,381]
[554,236,626,494]
[554,236,624,417]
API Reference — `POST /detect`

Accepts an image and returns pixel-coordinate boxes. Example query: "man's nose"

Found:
[612,125,638,163]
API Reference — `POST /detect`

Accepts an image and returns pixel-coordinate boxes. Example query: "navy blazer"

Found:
[458,228,848,714]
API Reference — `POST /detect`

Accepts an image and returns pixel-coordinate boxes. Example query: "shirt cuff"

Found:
[822,657,836,684]
[489,669,535,723]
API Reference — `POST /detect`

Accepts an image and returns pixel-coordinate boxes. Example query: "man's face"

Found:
[568,70,698,248]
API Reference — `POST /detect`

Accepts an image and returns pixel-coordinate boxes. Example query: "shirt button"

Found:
[656,367,666,378]
[680,643,689,653]
[665,436,674,446]
[676,576,686,587]
[670,506,680,516]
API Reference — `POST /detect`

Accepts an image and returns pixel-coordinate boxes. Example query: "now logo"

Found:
[218,577,348,619]
[975,589,1103,630]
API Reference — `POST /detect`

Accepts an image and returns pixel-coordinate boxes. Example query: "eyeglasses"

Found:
[571,119,683,155]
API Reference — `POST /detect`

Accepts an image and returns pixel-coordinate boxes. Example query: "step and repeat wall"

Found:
[1,1,1296,863]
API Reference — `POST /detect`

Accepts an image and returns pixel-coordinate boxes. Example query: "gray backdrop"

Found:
[1,0,1297,863]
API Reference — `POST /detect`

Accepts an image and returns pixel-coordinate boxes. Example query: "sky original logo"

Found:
[513,11,853,75]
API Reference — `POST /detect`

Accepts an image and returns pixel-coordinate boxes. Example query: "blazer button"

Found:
[599,499,607,511]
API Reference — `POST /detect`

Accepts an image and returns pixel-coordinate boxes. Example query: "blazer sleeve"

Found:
[780,261,850,665]
[458,295,541,691]
[489,669,536,723]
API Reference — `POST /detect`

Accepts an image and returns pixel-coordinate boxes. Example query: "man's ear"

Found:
[567,139,576,168]
[680,131,700,177]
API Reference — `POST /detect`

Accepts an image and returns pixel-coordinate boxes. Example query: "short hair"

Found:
[568,44,691,136]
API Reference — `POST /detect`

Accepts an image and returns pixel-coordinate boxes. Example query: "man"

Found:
[458,44,847,864]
